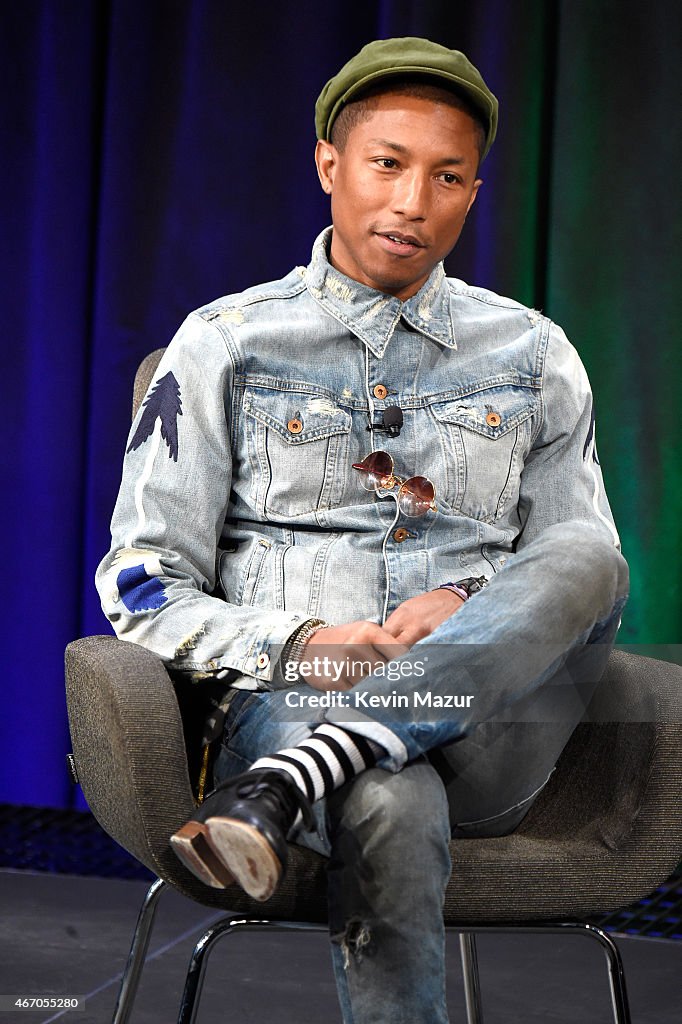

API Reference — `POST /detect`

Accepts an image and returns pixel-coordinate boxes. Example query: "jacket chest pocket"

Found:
[242,388,352,518]
[430,385,538,523]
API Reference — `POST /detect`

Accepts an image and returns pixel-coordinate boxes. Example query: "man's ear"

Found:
[466,178,483,215]
[315,139,337,195]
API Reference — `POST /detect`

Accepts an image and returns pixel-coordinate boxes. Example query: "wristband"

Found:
[437,582,470,601]
[437,576,488,601]
[281,618,330,674]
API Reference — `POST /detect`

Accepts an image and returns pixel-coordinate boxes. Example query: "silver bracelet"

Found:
[281,618,330,674]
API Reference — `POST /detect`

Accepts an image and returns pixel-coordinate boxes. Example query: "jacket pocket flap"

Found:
[431,385,538,439]
[243,388,352,444]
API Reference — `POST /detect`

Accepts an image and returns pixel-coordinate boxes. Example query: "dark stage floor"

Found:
[0,869,680,1024]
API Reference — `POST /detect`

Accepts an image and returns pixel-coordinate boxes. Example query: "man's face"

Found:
[315,92,483,301]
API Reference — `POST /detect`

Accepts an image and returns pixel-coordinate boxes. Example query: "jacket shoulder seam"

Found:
[195,273,308,320]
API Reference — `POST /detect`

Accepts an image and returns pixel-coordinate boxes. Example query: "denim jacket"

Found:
[96,227,619,689]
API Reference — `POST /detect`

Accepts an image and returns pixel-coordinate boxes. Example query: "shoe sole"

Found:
[204,816,282,902]
[170,821,235,889]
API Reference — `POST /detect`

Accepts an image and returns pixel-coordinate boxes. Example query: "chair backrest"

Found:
[132,348,166,419]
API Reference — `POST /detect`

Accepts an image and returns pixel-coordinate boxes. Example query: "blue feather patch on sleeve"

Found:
[127,372,183,461]
[117,564,168,612]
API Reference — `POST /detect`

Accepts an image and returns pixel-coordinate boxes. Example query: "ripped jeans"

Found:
[213,523,629,1023]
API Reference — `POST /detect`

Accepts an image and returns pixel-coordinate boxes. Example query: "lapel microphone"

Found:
[367,405,404,437]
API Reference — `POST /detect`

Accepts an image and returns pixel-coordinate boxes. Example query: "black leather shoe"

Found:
[171,768,314,900]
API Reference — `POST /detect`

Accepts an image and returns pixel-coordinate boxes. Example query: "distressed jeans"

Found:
[213,522,629,1024]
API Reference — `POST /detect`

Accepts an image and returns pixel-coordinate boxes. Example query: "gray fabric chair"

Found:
[65,349,682,1024]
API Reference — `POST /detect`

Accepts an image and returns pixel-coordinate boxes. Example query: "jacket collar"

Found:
[304,227,457,358]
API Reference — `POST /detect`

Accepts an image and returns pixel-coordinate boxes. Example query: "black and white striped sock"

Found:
[249,723,384,804]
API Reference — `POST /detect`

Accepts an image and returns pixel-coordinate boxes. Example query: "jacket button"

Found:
[256,653,270,670]
[287,418,303,434]
[486,411,501,428]
[393,528,410,543]
[373,384,388,400]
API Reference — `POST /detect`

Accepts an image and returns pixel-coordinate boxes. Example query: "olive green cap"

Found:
[315,36,498,160]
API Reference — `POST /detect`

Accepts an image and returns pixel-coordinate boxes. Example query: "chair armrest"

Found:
[444,650,682,920]
[65,634,330,918]
[65,635,196,878]
[524,649,682,849]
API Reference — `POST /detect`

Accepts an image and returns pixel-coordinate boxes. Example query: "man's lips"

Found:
[375,231,426,255]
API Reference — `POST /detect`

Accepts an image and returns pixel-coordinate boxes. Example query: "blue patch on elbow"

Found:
[117,564,167,612]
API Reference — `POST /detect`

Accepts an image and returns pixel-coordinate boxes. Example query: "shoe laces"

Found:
[237,771,315,830]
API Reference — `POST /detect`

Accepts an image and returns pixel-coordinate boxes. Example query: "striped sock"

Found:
[249,723,383,804]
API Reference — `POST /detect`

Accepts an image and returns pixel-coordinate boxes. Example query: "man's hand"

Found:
[382,588,464,647]
[299,590,463,691]
[302,621,409,691]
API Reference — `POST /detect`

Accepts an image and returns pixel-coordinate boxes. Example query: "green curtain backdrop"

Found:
[546,2,681,643]
[446,1,681,644]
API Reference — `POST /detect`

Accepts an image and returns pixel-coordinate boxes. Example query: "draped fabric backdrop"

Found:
[2,0,680,808]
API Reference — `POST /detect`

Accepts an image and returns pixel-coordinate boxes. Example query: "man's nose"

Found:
[391,173,428,220]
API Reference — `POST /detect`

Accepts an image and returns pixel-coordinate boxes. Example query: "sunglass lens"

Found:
[352,451,394,491]
[398,476,435,517]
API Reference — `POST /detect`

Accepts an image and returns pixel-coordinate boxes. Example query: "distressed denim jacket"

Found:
[96,228,619,689]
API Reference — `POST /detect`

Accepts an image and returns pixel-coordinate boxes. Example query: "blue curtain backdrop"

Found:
[2,0,680,808]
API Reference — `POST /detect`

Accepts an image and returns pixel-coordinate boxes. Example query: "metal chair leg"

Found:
[113,893,631,1024]
[177,918,328,1024]
[112,877,167,1024]
[452,921,632,1024]
[177,917,235,1024]
[560,922,632,1024]
[459,932,484,1024]
[600,930,632,1024]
